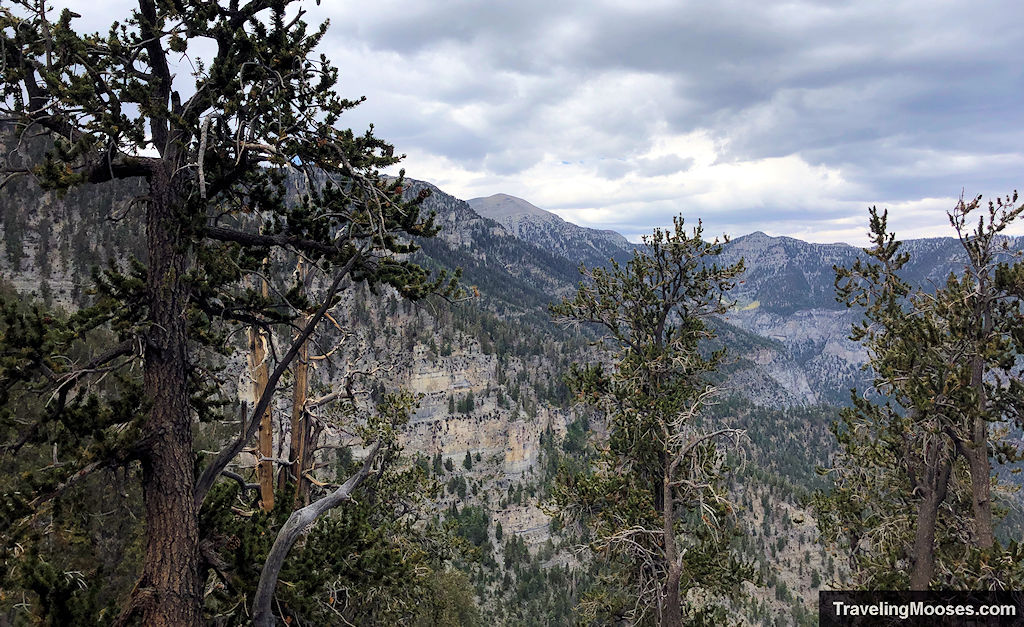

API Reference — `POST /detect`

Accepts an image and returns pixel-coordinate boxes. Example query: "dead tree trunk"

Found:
[289,316,310,506]
[250,277,275,512]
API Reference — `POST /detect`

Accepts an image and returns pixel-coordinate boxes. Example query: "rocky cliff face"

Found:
[5,171,1008,468]
[724,307,864,405]
[398,342,569,476]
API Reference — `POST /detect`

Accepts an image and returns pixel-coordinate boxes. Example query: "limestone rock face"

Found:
[726,307,866,404]
[392,344,569,476]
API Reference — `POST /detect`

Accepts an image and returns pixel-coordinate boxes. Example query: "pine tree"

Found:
[0,2,455,624]
[946,193,1024,551]
[550,215,751,626]
[818,207,965,589]
[817,199,1024,589]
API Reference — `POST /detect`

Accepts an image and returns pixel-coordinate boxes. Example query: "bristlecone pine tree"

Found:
[817,197,1024,590]
[0,1,456,625]
[550,215,752,626]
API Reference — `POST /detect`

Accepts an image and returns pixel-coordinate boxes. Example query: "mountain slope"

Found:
[715,230,1024,403]
[9,164,1021,623]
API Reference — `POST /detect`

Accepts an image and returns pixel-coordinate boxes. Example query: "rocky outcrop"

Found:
[726,307,866,404]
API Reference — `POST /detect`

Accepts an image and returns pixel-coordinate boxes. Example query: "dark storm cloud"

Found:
[43,0,1024,243]
[637,155,695,177]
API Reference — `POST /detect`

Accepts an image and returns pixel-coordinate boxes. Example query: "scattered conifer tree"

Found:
[550,215,751,626]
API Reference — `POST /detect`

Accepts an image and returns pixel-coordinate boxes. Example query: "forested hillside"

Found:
[6,135,1024,623]
[0,152,841,624]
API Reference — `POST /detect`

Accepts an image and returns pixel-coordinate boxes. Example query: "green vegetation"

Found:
[0,1,459,624]
[550,216,753,625]
[1,1,1022,623]
[816,198,1024,590]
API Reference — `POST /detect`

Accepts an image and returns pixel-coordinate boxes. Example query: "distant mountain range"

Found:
[423,184,846,404]
[3,159,1007,408]
[455,186,1022,405]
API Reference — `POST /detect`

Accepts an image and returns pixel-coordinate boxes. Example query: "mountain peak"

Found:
[467,194,562,223]
[466,193,634,267]
[735,230,775,242]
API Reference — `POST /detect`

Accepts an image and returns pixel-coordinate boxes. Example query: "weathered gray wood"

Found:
[251,440,382,627]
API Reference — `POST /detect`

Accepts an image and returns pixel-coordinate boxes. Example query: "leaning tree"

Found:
[0,1,453,624]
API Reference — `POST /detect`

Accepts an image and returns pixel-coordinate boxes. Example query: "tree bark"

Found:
[287,258,311,506]
[909,440,952,591]
[252,441,381,627]
[137,163,201,626]
[289,311,311,506]
[909,493,939,591]
[662,473,683,627]
[967,350,994,549]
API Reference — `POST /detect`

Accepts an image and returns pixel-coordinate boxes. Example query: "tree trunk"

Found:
[663,566,683,627]
[967,351,994,549]
[909,490,941,590]
[965,443,993,549]
[909,443,952,591]
[289,260,311,506]
[662,474,683,627]
[138,165,201,626]
[289,314,310,506]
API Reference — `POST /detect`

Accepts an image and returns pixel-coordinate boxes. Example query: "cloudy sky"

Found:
[70,1,1024,244]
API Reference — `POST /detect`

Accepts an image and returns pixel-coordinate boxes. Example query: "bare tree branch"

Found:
[252,440,382,627]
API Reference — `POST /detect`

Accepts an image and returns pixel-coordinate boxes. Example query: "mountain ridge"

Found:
[456,189,1024,405]
[467,193,635,269]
